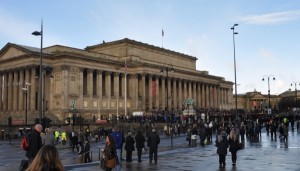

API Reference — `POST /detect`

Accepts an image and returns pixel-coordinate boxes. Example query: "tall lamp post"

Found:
[160,64,175,149]
[231,24,238,122]
[22,82,31,126]
[291,82,300,116]
[32,20,43,124]
[262,75,275,114]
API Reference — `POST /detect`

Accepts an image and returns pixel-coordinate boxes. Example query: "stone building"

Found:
[0,38,233,124]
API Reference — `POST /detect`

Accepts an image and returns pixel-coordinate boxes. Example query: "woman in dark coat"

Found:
[229,128,239,165]
[125,132,135,162]
[135,130,146,162]
[216,131,229,168]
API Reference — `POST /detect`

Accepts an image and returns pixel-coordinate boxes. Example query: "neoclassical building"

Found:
[0,38,233,124]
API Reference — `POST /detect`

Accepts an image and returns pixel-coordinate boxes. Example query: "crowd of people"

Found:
[18,110,299,170]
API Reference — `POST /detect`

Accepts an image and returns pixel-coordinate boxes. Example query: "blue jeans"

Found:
[115,149,121,171]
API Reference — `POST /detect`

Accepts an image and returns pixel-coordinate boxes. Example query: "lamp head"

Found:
[262,78,265,81]
[32,31,42,36]
[234,24,238,27]
[273,77,275,81]
[160,68,164,73]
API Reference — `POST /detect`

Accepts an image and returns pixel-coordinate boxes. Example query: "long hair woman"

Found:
[26,144,64,171]
[103,135,117,171]
[229,128,239,166]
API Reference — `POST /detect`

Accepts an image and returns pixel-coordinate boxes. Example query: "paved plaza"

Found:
[1,129,300,171]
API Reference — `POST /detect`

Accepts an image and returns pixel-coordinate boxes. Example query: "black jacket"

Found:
[135,132,146,149]
[125,135,135,151]
[25,130,42,159]
[147,132,160,149]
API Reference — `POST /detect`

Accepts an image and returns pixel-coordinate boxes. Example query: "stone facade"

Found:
[0,38,233,124]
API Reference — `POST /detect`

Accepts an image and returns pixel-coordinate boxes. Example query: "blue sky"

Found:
[1,0,300,95]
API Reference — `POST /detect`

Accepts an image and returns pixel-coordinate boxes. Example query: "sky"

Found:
[1,0,300,96]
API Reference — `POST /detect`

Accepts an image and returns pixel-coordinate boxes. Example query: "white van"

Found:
[132,111,144,116]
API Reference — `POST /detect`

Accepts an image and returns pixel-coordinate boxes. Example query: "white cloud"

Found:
[236,10,300,25]
[258,48,277,62]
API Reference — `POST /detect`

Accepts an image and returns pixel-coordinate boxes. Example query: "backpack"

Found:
[21,134,29,151]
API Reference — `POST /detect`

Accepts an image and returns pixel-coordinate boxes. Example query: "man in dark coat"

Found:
[125,132,135,162]
[147,128,160,164]
[135,130,146,162]
[216,131,229,168]
[26,124,43,164]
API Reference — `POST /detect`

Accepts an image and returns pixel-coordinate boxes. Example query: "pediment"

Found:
[0,43,35,61]
[251,94,265,99]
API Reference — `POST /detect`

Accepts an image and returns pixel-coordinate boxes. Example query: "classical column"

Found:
[201,83,205,108]
[121,73,125,98]
[197,83,201,108]
[155,76,160,109]
[97,70,103,109]
[105,71,111,109]
[161,76,166,110]
[183,80,187,100]
[8,71,13,111]
[79,68,84,109]
[193,82,196,106]
[62,65,70,109]
[148,74,153,111]
[3,72,8,111]
[206,84,209,108]
[178,79,182,110]
[18,69,24,111]
[141,73,146,110]
[167,76,171,110]
[188,81,192,99]
[173,78,177,109]
[13,70,18,111]
[134,74,139,109]
[114,72,120,110]
[87,69,93,98]
[0,72,3,111]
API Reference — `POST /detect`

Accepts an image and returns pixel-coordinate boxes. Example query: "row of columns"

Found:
[0,66,37,113]
[77,68,231,112]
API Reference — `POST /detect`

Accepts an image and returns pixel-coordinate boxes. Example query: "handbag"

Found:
[107,158,116,168]
[19,159,28,171]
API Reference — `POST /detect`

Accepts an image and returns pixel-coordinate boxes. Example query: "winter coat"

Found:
[125,135,135,151]
[135,132,146,149]
[25,130,42,159]
[147,132,160,149]
[229,137,239,152]
[216,135,229,155]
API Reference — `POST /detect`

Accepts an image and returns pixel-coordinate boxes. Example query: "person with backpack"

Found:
[26,124,43,164]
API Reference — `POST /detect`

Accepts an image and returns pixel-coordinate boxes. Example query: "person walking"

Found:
[125,131,135,162]
[215,131,229,168]
[110,127,122,171]
[103,135,117,171]
[84,139,92,163]
[228,128,239,165]
[147,128,160,164]
[25,145,64,171]
[135,130,146,162]
[71,132,79,152]
[43,128,55,145]
[26,124,43,164]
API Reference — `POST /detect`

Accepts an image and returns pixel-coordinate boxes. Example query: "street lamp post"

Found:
[291,82,300,117]
[231,24,238,122]
[160,64,175,150]
[262,75,275,114]
[22,82,31,126]
[32,20,43,124]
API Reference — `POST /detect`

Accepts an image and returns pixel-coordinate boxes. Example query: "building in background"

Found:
[0,38,233,125]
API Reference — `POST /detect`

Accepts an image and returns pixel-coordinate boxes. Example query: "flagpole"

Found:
[162,29,164,48]
[125,60,127,117]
